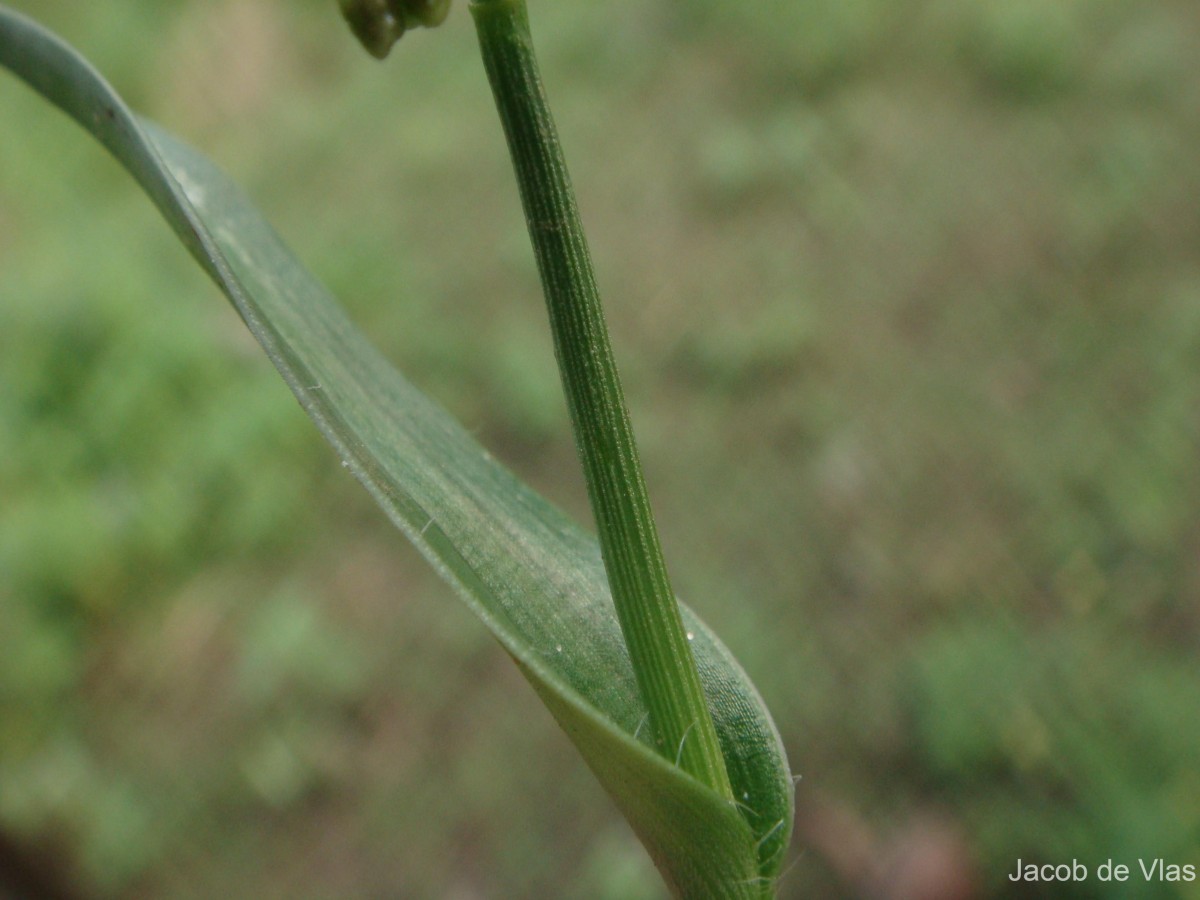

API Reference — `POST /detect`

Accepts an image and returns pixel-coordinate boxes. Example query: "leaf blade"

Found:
[0,8,793,894]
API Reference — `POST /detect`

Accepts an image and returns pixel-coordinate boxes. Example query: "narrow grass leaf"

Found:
[0,8,793,895]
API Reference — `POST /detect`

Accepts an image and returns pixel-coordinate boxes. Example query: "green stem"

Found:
[470,0,734,803]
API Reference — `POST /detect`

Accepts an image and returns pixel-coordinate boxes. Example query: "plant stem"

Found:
[470,0,734,803]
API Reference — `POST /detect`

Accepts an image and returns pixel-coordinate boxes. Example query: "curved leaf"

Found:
[0,7,793,895]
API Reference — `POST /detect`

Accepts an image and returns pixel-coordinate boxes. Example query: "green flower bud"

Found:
[338,0,451,59]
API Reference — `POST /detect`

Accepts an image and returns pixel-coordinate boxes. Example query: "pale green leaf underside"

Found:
[0,7,792,895]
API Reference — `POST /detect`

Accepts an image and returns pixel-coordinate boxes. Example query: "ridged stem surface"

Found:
[471,0,734,803]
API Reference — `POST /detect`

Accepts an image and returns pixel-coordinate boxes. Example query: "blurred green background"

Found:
[2,0,1199,896]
